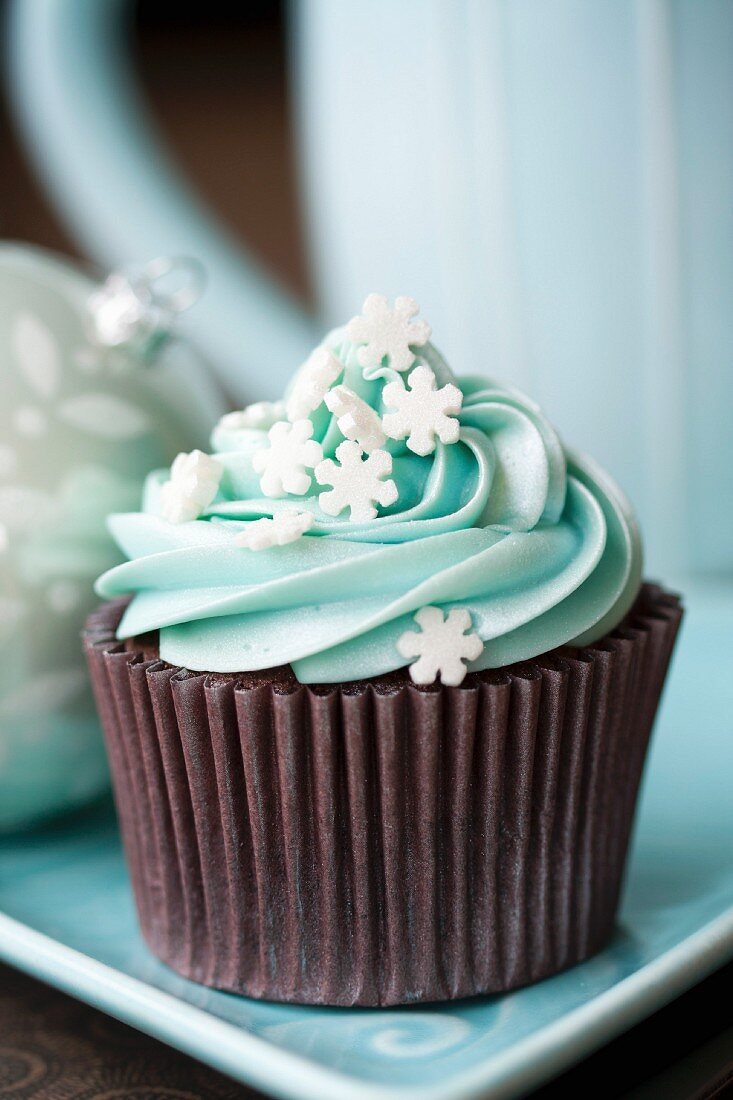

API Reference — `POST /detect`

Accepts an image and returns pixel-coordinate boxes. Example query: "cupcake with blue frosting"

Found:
[85,295,681,1006]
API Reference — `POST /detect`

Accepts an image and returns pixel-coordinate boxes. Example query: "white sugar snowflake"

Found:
[218,401,285,432]
[382,366,463,456]
[160,449,222,524]
[346,294,431,375]
[252,419,323,498]
[235,510,313,550]
[315,440,398,522]
[397,606,483,686]
[286,346,342,421]
[324,384,386,452]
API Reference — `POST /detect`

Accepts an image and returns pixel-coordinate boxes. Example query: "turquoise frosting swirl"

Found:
[96,326,642,681]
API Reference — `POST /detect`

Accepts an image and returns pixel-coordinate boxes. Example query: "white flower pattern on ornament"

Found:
[316,441,398,523]
[218,401,285,432]
[235,511,313,551]
[324,384,386,452]
[159,450,222,524]
[252,419,323,498]
[346,294,431,375]
[286,347,342,421]
[382,365,463,455]
[397,606,483,686]
[0,445,18,479]
[10,311,153,440]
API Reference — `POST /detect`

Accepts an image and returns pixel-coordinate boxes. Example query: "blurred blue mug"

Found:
[7,0,733,578]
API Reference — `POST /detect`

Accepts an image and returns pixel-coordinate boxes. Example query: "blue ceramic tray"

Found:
[1,586,732,1100]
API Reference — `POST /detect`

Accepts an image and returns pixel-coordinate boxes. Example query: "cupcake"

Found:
[85,294,682,1006]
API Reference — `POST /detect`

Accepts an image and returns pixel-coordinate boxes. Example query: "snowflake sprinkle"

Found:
[346,294,431,375]
[235,510,313,551]
[218,401,285,432]
[286,346,342,421]
[324,384,386,452]
[397,606,483,686]
[382,366,463,456]
[252,419,323,498]
[160,450,222,524]
[315,441,398,523]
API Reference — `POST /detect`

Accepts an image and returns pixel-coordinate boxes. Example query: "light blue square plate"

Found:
[1,585,732,1100]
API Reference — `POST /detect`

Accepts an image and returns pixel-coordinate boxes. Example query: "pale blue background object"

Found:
[4,0,318,400]
[0,587,731,1099]
[295,0,733,581]
[6,0,733,582]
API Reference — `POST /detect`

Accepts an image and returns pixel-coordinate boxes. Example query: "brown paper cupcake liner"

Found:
[83,583,682,1006]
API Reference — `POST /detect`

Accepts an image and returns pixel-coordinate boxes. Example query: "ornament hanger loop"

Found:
[139,256,206,316]
[87,255,206,360]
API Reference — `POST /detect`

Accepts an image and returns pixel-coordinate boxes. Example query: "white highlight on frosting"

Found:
[286,346,342,421]
[397,606,483,686]
[316,440,398,523]
[252,419,324,498]
[159,449,222,524]
[235,510,314,551]
[382,365,463,456]
[218,401,285,432]
[347,294,431,374]
[324,384,386,452]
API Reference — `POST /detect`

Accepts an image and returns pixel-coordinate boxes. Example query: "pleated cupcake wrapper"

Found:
[83,585,682,1007]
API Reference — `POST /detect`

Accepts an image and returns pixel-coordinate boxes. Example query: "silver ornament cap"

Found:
[87,256,205,360]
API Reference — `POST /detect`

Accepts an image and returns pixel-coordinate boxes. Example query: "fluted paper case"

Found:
[84,584,681,1006]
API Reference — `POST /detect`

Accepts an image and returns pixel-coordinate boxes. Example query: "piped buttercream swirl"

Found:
[96,321,642,681]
